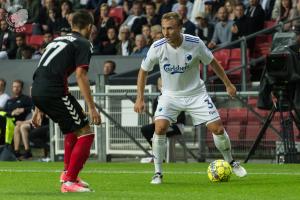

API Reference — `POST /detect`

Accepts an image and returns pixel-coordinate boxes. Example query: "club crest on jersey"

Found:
[185,54,192,62]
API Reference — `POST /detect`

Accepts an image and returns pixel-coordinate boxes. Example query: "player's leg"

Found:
[187,93,247,177]
[63,125,94,189]
[32,95,92,192]
[151,95,179,184]
[207,120,247,177]
[151,119,169,184]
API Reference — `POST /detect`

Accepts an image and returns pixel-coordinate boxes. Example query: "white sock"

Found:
[213,130,233,163]
[152,133,166,174]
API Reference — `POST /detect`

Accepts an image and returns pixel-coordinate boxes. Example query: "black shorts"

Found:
[32,94,89,134]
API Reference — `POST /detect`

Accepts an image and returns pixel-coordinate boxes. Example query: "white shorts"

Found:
[154,92,220,126]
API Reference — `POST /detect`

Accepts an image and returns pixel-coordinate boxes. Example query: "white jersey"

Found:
[141,34,213,97]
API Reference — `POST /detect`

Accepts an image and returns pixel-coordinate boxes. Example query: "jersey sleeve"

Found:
[197,39,214,65]
[75,40,92,70]
[141,44,159,72]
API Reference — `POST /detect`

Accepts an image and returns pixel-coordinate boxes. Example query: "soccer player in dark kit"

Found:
[31,10,101,193]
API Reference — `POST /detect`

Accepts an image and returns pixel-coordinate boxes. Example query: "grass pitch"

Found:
[0,162,299,200]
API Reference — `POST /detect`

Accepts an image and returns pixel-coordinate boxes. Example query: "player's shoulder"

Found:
[183,34,201,44]
[152,38,167,49]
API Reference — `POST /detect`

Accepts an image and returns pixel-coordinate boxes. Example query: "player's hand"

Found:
[134,99,145,113]
[226,83,237,98]
[89,107,101,125]
[31,109,44,128]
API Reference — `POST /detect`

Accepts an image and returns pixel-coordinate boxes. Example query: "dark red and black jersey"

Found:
[32,32,92,97]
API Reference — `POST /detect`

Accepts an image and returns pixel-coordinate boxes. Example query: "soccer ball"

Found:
[207,160,232,182]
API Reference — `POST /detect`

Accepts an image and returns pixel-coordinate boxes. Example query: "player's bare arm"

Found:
[75,67,101,125]
[134,68,148,113]
[210,58,236,97]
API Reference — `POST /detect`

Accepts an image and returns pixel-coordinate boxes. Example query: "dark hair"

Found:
[13,79,24,89]
[15,33,26,40]
[235,3,245,9]
[0,78,6,87]
[146,1,156,10]
[72,10,94,29]
[43,30,53,36]
[60,0,73,12]
[104,60,116,71]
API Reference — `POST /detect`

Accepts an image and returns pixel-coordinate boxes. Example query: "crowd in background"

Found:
[0,0,299,60]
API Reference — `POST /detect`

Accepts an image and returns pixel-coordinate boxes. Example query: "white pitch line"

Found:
[0,169,299,175]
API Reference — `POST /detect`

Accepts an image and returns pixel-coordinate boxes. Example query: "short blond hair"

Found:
[161,12,182,26]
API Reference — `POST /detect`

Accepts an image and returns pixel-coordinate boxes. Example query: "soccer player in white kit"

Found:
[134,12,247,184]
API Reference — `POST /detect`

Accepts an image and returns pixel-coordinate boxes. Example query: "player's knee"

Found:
[155,126,168,135]
[209,125,224,135]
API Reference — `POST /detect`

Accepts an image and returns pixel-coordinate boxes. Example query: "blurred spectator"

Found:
[208,6,234,49]
[261,0,276,19]
[145,1,161,26]
[191,0,206,24]
[99,27,119,55]
[20,45,35,59]
[40,0,57,32]
[273,0,297,31]
[46,8,61,34]
[172,0,193,20]
[158,0,174,16]
[203,0,218,25]
[0,8,7,21]
[195,13,214,45]
[37,31,53,56]
[131,34,149,57]
[150,24,162,42]
[23,0,41,24]
[13,111,49,160]
[15,33,27,59]
[0,78,9,110]
[122,0,132,19]
[3,80,32,125]
[154,0,163,14]
[178,4,196,35]
[245,0,265,33]
[86,0,103,10]
[57,0,73,30]
[89,25,101,54]
[154,32,164,41]
[231,3,252,41]
[0,19,16,59]
[142,24,152,46]
[122,0,146,37]
[225,0,236,20]
[96,3,116,43]
[103,60,117,76]
[116,25,134,55]
[291,0,300,33]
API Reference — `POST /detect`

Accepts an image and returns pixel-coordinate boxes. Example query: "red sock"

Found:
[66,134,94,182]
[64,133,77,171]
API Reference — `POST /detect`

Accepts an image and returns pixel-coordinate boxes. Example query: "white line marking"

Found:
[0,169,299,175]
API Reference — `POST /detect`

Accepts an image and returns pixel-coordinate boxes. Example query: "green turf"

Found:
[0,162,299,200]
